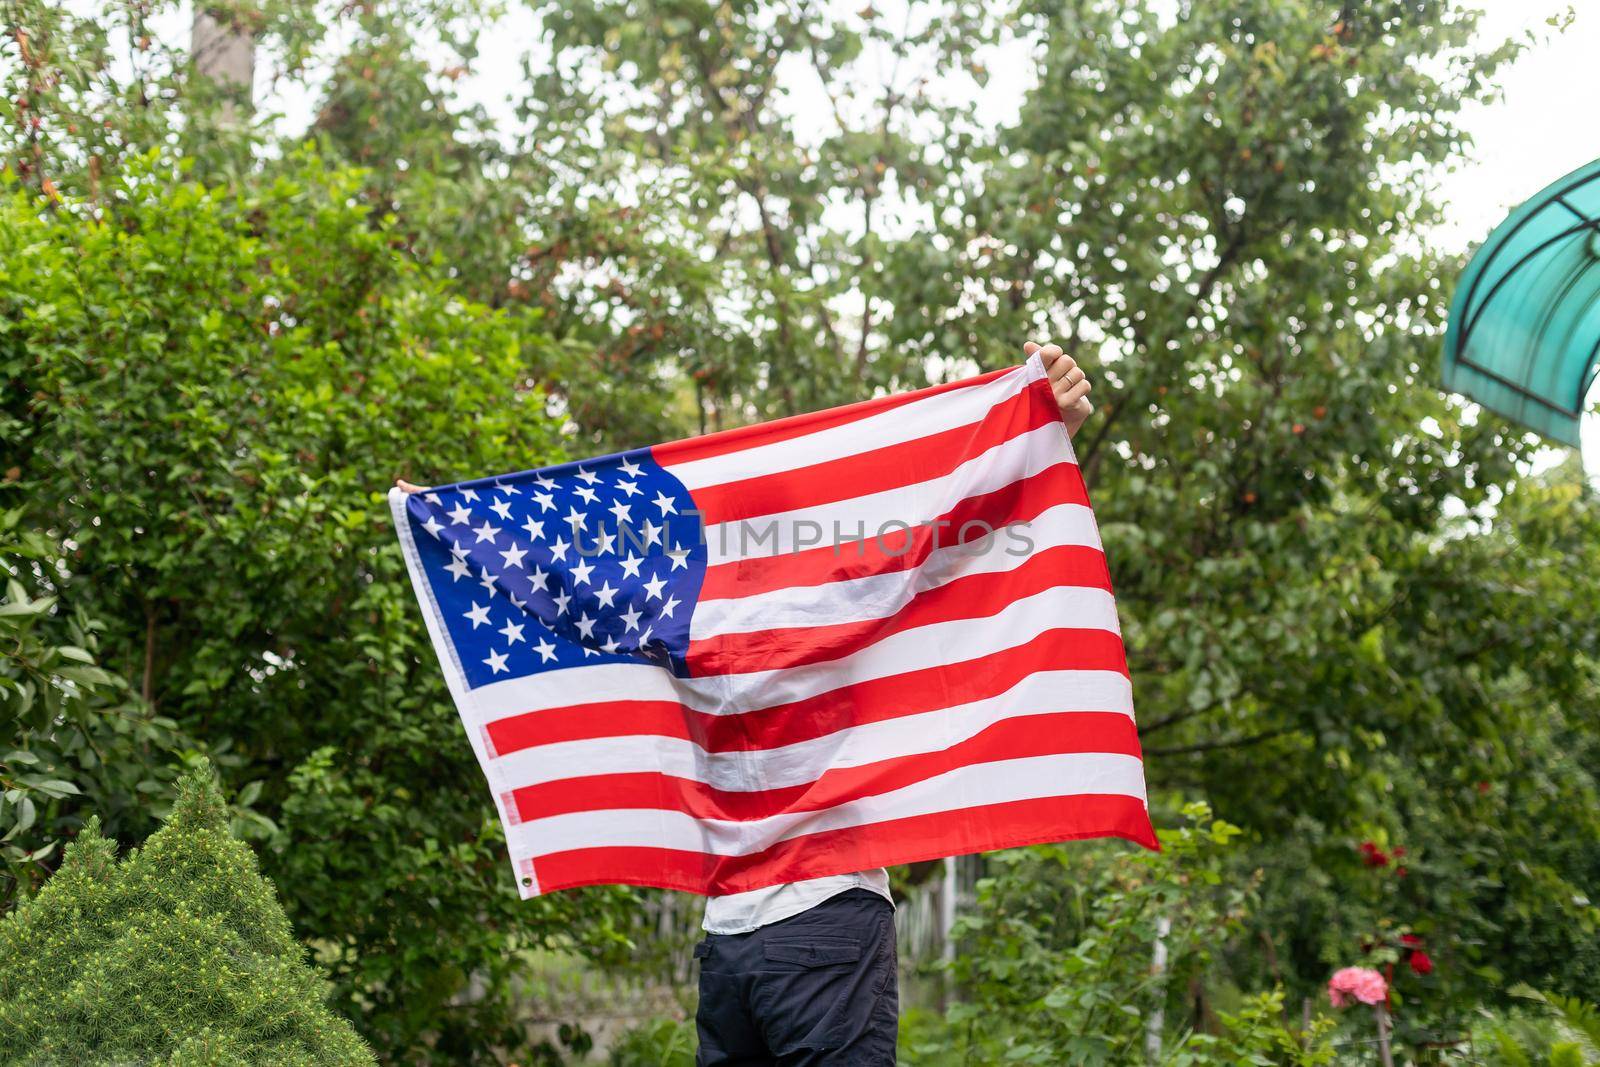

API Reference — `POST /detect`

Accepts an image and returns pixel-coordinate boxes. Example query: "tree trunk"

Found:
[190,8,255,125]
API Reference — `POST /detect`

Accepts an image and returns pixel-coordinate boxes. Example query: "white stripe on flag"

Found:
[481,668,1134,792]
[661,362,1040,489]
[690,501,1102,639]
[462,582,1121,722]
[701,422,1073,563]
[506,750,1147,858]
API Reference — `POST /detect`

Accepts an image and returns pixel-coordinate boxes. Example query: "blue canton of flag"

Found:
[397,449,707,686]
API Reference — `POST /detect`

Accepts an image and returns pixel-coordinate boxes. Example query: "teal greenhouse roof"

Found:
[1442,157,1600,447]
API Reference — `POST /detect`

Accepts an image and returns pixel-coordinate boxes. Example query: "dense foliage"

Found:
[1,0,1597,1062]
[904,805,1341,1065]
[0,763,375,1065]
[0,510,201,909]
[0,155,644,1058]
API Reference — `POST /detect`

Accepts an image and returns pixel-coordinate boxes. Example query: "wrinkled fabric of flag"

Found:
[390,353,1156,899]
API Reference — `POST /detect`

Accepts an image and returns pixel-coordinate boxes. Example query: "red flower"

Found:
[1392,846,1407,859]
[1408,950,1434,975]
[1396,866,1409,878]
[1400,934,1423,948]
[1358,841,1390,867]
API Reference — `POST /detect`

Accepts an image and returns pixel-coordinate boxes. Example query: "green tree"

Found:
[0,154,645,1060]
[0,762,376,1065]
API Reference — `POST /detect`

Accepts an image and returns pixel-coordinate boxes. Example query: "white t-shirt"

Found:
[702,868,893,935]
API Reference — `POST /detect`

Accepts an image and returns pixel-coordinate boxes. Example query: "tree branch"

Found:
[1145,728,1290,758]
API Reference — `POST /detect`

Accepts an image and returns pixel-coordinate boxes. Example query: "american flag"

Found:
[389,353,1155,899]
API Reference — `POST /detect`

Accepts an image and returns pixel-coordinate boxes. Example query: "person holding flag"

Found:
[681,341,1097,1067]
[395,340,1133,1067]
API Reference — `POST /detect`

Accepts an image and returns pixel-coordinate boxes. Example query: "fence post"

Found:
[1145,914,1172,1062]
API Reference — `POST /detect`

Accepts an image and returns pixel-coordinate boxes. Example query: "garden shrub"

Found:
[0,762,374,1065]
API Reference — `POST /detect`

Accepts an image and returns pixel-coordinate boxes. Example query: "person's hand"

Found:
[1025,340,1094,439]
[396,479,429,494]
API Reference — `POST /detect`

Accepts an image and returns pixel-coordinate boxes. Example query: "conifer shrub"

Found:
[0,763,375,1065]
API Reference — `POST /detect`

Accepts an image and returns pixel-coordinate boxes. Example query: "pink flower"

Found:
[1327,966,1388,1007]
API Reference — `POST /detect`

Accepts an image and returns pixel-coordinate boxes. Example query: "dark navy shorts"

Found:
[693,888,898,1066]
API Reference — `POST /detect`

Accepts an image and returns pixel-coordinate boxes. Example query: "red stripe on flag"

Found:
[651,365,1018,468]
[527,793,1158,895]
[482,625,1129,757]
[688,543,1111,676]
[698,456,1091,601]
[689,383,1061,524]
[504,711,1141,823]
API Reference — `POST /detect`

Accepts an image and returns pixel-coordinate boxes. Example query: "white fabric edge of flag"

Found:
[389,486,543,898]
